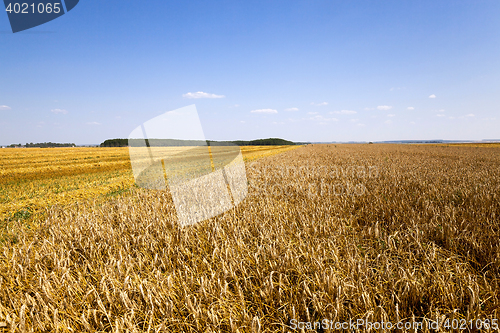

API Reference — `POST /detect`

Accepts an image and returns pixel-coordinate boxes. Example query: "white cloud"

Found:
[51,109,68,114]
[182,91,225,99]
[240,120,245,123]
[364,107,375,111]
[0,105,11,110]
[436,114,445,117]
[309,115,338,122]
[429,94,436,98]
[251,109,277,114]
[285,107,299,112]
[407,107,415,110]
[384,119,393,124]
[377,105,392,111]
[357,123,366,127]
[331,110,357,115]
[86,121,101,125]
[307,112,318,115]
[311,102,328,106]
[438,109,445,113]
[387,114,395,117]
[458,114,475,119]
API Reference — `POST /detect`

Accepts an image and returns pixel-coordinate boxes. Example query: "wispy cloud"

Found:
[454,113,474,119]
[251,109,277,114]
[307,112,318,115]
[285,107,299,112]
[438,109,445,113]
[331,110,357,115]
[364,107,375,111]
[86,121,101,125]
[407,107,414,110]
[387,114,395,117]
[377,105,392,111]
[51,109,68,114]
[429,94,436,99]
[311,102,328,106]
[309,115,338,122]
[0,105,11,110]
[182,91,225,99]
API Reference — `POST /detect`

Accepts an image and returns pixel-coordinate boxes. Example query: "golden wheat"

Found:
[0,144,498,332]
[0,146,297,223]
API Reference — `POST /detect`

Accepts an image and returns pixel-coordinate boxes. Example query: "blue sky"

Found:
[1,0,499,144]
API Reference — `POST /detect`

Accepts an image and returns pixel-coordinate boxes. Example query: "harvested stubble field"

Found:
[0,144,499,332]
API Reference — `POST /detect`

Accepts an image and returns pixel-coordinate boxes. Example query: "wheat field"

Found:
[0,144,499,332]
[0,145,297,224]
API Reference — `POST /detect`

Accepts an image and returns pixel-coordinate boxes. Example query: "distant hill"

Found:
[376,140,500,144]
[218,138,296,146]
[100,138,304,147]
[309,139,500,144]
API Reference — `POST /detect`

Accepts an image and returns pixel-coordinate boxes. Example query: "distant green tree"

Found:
[19,142,75,148]
[100,139,129,147]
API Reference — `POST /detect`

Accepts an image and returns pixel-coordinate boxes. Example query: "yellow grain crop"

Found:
[0,143,498,331]
[0,146,300,222]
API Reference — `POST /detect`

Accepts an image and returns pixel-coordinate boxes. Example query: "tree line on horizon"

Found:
[100,138,304,147]
[4,142,76,148]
